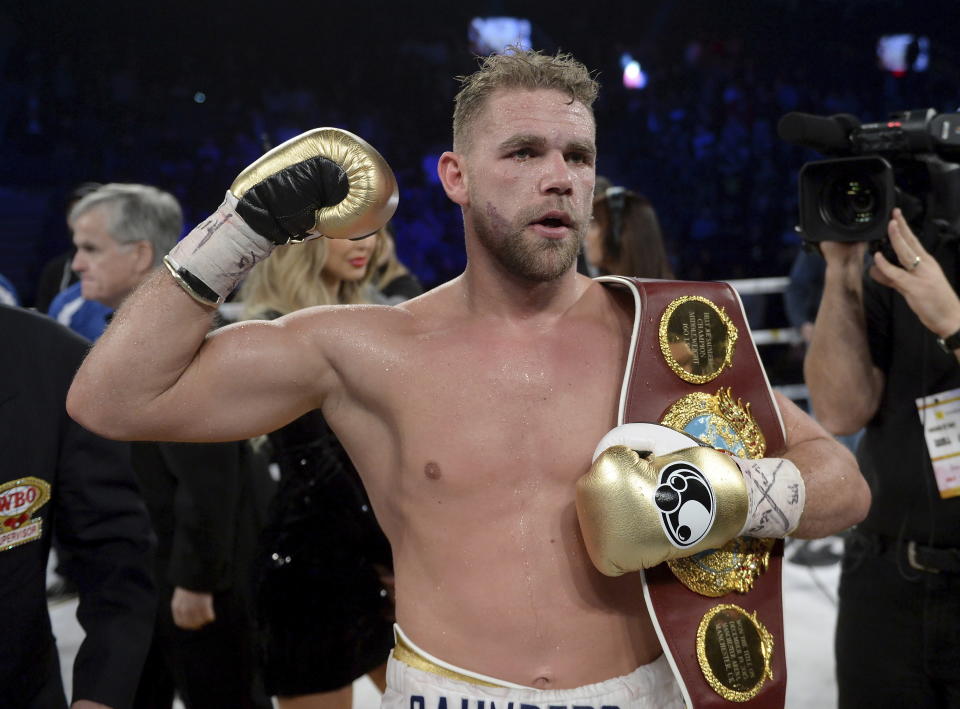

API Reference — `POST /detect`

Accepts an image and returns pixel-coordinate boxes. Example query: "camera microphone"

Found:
[776,112,860,153]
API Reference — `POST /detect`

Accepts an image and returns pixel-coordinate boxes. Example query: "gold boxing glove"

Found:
[165,128,398,306]
[577,445,749,576]
[578,423,805,575]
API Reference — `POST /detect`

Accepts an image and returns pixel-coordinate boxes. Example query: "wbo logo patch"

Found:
[0,477,51,551]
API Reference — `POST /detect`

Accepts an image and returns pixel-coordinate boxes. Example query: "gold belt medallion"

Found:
[696,604,774,702]
[661,388,772,595]
[660,388,766,459]
[668,537,775,597]
[659,296,738,384]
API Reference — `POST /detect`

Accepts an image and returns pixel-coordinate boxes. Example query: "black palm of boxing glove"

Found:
[235,158,350,244]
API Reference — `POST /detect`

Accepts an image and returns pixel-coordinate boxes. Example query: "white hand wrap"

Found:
[164,192,275,306]
[733,455,805,537]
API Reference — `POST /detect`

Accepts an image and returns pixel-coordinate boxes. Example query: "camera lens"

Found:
[822,173,879,229]
[799,155,893,243]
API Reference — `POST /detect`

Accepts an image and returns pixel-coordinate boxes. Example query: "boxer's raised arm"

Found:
[68,270,333,442]
[68,127,398,442]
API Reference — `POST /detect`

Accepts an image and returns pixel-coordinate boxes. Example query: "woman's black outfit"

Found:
[253,398,393,695]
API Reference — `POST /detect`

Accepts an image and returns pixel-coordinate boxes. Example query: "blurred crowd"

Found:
[1,5,959,303]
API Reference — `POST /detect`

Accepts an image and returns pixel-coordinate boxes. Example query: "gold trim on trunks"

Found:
[392,634,502,688]
[661,387,772,595]
[696,604,774,702]
[659,296,738,384]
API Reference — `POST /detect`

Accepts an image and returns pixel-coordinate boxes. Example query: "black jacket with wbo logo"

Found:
[0,304,156,708]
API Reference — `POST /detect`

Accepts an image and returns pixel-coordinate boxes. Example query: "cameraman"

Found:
[806,208,960,706]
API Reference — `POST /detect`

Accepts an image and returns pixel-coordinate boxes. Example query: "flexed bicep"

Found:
[165,310,345,441]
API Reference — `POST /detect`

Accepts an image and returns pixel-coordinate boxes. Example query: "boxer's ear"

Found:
[438,152,468,206]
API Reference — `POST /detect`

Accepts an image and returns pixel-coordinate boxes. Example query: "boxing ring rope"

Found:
[725,276,809,403]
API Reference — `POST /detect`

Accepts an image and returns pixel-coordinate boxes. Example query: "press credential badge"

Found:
[917,387,960,499]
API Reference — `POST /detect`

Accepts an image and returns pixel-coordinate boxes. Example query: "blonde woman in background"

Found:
[240,232,395,709]
[242,231,384,313]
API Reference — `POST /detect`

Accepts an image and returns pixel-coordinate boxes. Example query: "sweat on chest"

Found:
[390,327,622,485]
[398,366,608,465]
[399,409,598,498]
[407,448,594,508]
[412,328,615,402]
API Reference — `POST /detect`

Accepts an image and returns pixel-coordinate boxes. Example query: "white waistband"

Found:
[388,623,683,708]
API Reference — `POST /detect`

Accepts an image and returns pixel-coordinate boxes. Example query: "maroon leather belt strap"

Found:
[600,276,787,708]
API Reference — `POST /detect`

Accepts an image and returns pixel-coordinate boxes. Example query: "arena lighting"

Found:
[621,53,647,90]
[876,34,930,77]
[468,16,532,55]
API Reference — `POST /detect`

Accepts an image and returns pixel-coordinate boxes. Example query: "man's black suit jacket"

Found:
[0,305,156,708]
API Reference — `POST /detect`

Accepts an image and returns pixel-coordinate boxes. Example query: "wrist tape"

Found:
[733,456,805,538]
[164,191,276,306]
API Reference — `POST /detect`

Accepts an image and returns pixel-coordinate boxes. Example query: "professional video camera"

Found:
[777,109,960,257]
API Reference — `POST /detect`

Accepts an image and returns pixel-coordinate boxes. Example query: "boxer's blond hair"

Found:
[452,48,599,152]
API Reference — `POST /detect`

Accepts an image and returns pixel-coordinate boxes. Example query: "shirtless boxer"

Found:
[68,49,869,708]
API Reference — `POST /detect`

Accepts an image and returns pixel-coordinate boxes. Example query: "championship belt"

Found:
[599,276,787,708]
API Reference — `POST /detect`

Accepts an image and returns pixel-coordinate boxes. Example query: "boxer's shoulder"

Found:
[589,276,636,318]
[270,297,444,368]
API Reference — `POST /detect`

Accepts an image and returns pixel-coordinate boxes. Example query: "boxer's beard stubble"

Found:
[474,202,583,282]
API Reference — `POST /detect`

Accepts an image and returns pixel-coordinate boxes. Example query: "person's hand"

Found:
[72,702,113,709]
[871,208,960,338]
[819,240,869,290]
[171,587,216,630]
[819,239,868,266]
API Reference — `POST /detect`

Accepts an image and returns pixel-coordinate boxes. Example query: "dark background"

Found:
[2,0,959,307]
